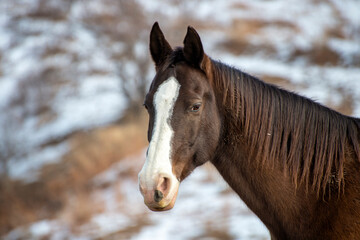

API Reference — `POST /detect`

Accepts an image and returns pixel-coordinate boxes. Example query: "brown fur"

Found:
[144,22,360,239]
[208,60,360,239]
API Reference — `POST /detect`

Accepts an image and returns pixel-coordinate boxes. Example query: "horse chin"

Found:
[146,190,178,212]
[148,203,174,212]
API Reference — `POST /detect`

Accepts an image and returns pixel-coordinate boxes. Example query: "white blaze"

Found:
[139,77,181,190]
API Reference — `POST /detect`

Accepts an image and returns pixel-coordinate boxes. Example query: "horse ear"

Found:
[150,22,172,69]
[183,26,205,69]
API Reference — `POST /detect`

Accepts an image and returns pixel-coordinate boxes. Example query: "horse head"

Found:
[138,22,221,211]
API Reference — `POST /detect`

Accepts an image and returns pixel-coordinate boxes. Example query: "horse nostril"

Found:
[159,176,169,193]
[154,190,164,203]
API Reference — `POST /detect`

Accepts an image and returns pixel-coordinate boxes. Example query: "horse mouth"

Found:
[145,190,178,212]
[148,203,174,212]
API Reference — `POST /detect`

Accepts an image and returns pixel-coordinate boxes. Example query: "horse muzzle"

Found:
[138,173,180,211]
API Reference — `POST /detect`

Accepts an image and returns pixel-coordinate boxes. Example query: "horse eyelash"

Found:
[189,103,202,112]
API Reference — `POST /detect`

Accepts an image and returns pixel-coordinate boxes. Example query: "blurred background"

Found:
[0,0,359,239]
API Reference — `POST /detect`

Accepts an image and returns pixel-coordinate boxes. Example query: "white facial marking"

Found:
[139,77,181,190]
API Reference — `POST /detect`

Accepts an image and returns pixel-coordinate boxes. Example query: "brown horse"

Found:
[138,22,360,239]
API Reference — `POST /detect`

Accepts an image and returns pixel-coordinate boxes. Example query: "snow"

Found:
[49,76,125,137]
[8,142,70,182]
[6,151,268,239]
[92,151,269,240]
[29,220,53,237]
[85,213,133,238]
[0,0,128,182]
[0,78,16,108]
[328,38,360,65]
[330,0,360,27]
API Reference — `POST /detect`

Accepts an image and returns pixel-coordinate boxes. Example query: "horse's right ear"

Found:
[150,22,172,70]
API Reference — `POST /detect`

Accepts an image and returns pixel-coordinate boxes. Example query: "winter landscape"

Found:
[0,0,359,239]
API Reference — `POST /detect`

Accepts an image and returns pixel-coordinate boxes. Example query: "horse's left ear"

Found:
[183,26,209,72]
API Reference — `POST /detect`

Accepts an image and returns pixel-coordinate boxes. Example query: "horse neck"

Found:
[208,60,360,238]
[209,61,313,238]
[211,127,300,238]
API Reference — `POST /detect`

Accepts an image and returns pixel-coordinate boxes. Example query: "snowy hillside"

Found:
[6,151,270,239]
[1,0,359,182]
[1,0,360,239]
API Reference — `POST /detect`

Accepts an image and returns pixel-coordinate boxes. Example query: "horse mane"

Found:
[210,59,360,197]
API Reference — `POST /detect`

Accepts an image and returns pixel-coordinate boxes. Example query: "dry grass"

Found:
[328,88,354,116]
[220,17,345,66]
[290,44,341,66]
[96,214,152,240]
[59,190,105,230]
[1,0,153,235]
[219,19,297,56]
[260,75,305,92]
[0,110,149,235]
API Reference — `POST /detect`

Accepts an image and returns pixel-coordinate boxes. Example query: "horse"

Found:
[138,22,360,239]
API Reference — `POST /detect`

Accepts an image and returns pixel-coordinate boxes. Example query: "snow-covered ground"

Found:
[0,0,128,181]
[5,150,269,239]
[1,0,360,239]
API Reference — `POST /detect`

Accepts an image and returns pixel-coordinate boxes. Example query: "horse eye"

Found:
[143,103,148,110]
[190,103,202,112]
